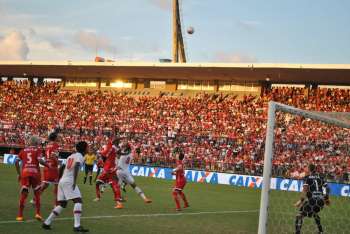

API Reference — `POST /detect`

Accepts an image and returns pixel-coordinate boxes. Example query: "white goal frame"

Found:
[258,101,350,234]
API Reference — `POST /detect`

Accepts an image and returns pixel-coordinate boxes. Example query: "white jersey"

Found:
[60,152,84,184]
[118,153,132,171]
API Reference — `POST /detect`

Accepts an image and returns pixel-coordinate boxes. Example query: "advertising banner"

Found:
[3,156,349,197]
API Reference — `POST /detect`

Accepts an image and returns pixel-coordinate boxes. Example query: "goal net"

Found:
[258,101,350,234]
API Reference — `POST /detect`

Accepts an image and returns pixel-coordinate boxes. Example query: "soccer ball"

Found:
[187,26,194,35]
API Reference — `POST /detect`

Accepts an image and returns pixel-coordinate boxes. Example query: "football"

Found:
[187,26,194,34]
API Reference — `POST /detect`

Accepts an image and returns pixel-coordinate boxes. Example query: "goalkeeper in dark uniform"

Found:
[294,164,330,234]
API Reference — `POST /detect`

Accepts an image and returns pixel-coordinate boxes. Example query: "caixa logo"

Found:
[340,185,350,197]
[4,154,18,164]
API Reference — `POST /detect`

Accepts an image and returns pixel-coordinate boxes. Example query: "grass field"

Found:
[0,164,349,234]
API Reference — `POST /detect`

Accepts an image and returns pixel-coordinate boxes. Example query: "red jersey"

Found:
[44,142,59,169]
[100,143,117,172]
[174,160,186,190]
[43,142,60,182]
[175,160,185,181]
[18,146,42,177]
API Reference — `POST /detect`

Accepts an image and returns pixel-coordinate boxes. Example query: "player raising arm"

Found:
[116,141,152,204]
[294,164,330,234]
[171,152,189,211]
[42,141,89,233]
[94,138,123,209]
[15,135,49,222]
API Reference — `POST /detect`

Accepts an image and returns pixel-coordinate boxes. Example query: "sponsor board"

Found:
[3,155,349,197]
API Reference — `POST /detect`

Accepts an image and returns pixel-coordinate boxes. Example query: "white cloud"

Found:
[236,20,261,31]
[0,31,29,60]
[213,51,257,63]
[148,0,171,11]
[74,30,117,54]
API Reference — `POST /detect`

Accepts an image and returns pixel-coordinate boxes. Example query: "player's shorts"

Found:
[21,174,41,191]
[84,164,94,173]
[97,160,104,168]
[117,170,135,185]
[57,181,81,201]
[299,197,324,217]
[43,169,59,184]
[174,179,186,191]
[96,171,115,184]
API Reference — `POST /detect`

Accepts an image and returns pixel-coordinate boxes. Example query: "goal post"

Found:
[258,101,350,234]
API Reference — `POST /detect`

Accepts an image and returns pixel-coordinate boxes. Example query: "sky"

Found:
[0,0,349,63]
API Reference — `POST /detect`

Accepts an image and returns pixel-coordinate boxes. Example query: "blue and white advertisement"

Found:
[3,154,350,197]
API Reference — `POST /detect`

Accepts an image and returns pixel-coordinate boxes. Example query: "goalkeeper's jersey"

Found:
[303,173,327,199]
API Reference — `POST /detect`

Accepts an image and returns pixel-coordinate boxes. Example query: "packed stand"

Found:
[0,81,349,182]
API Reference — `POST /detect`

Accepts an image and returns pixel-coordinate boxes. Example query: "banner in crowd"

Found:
[3,154,349,197]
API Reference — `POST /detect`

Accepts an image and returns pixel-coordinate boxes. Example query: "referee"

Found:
[83,149,96,185]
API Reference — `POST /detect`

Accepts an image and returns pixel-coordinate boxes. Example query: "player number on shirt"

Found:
[27,153,32,164]
[67,158,74,169]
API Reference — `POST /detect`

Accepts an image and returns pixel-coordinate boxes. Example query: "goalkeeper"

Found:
[294,164,330,234]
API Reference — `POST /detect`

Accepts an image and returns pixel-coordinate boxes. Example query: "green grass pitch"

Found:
[0,164,349,234]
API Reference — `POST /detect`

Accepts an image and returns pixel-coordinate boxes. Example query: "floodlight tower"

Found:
[172,0,186,63]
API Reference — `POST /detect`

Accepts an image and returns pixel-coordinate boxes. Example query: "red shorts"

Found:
[21,174,41,191]
[174,179,186,191]
[97,160,104,168]
[43,170,59,184]
[96,171,115,184]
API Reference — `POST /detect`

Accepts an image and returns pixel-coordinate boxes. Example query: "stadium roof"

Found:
[0,61,350,85]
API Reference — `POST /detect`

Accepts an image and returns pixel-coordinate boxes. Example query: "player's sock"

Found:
[89,175,92,185]
[95,184,101,199]
[18,191,28,217]
[34,190,41,215]
[134,186,146,200]
[54,185,58,206]
[295,215,303,234]
[179,191,189,207]
[83,177,87,184]
[313,214,323,233]
[172,191,181,210]
[111,181,121,201]
[44,205,63,225]
[73,203,82,228]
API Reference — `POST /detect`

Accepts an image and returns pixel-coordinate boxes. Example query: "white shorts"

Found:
[57,181,81,201]
[117,170,135,185]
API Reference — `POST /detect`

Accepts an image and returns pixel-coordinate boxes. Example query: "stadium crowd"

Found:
[0,80,349,182]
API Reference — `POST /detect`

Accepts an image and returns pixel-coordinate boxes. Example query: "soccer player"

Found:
[83,149,96,185]
[15,135,49,221]
[116,141,152,204]
[294,164,330,234]
[40,131,60,206]
[94,138,123,209]
[42,141,89,232]
[172,152,189,211]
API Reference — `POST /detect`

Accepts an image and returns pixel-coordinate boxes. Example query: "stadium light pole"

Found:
[258,101,276,234]
[172,0,186,63]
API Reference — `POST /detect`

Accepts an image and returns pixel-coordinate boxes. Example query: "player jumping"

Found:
[172,152,189,211]
[116,141,152,204]
[42,141,89,232]
[15,135,50,221]
[294,164,330,234]
[94,138,123,209]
